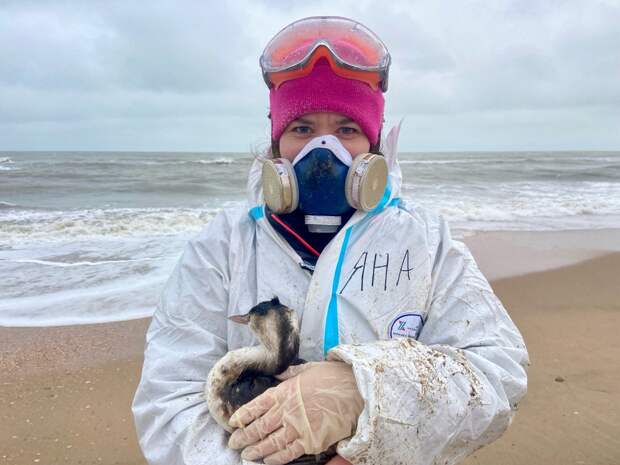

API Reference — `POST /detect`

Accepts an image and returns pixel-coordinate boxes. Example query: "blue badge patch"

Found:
[388,312,424,340]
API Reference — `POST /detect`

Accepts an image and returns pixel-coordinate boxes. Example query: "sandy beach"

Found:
[2,229,619,465]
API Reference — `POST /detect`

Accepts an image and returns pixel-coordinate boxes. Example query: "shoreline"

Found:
[2,228,620,464]
[3,227,620,330]
[462,227,620,280]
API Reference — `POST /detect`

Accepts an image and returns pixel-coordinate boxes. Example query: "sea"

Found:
[1,151,619,327]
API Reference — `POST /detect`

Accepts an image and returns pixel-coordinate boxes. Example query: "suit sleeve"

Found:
[131,213,242,465]
[328,214,530,465]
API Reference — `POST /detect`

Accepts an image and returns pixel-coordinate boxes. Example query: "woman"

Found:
[132,16,529,465]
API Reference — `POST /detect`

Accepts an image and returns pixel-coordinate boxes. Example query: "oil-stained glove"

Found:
[227,361,364,465]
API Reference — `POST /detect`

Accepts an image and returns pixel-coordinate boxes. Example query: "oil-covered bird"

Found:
[206,297,338,465]
[206,297,303,433]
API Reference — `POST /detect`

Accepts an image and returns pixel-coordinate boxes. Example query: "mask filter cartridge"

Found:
[262,135,388,232]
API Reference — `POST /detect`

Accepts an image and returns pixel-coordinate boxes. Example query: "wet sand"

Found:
[463,251,620,465]
[1,230,619,465]
[1,319,150,465]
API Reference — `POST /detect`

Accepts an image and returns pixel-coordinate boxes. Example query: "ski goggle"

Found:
[260,16,391,92]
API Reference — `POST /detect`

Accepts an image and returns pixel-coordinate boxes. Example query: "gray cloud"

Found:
[0,0,619,151]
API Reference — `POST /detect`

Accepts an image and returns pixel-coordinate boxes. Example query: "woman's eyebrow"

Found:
[293,117,314,125]
[336,117,355,125]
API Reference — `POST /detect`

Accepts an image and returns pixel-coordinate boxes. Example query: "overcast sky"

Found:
[1,0,619,152]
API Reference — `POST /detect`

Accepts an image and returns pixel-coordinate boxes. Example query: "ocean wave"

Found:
[0,202,51,211]
[4,256,163,267]
[521,155,620,164]
[194,158,235,165]
[0,157,13,164]
[397,180,620,230]
[0,272,166,327]
[398,154,620,165]
[399,157,530,165]
[0,201,18,208]
[108,157,237,166]
[0,205,241,243]
[17,157,240,167]
[402,190,620,225]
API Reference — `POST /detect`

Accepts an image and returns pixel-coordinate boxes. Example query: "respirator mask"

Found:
[262,135,388,233]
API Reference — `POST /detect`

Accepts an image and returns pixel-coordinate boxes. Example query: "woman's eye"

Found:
[339,127,358,135]
[292,126,312,134]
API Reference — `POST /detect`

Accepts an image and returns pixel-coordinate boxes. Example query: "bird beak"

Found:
[228,314,250,325]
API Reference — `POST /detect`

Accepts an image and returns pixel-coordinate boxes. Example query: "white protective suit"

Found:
[132,121,529,465]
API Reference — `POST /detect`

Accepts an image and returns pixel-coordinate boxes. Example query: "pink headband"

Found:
[269,58,385,146]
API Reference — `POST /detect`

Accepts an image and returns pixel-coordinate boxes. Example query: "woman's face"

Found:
[278,112,371,161]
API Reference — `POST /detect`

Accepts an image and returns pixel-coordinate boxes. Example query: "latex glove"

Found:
[227,361,364,465]
[325,455,352,465]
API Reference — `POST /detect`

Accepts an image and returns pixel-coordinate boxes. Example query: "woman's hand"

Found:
[227,361,363,465]
[325,455,353,465]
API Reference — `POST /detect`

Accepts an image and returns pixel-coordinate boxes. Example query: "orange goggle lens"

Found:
[266,46,383,91]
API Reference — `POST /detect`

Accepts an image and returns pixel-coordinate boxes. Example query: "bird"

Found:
[206,297,338,465]
[206,297,302,433]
